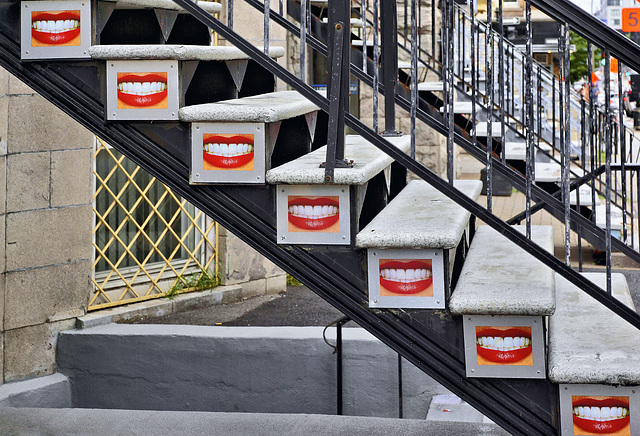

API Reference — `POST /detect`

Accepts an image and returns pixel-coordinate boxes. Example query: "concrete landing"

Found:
[0,408,509,436]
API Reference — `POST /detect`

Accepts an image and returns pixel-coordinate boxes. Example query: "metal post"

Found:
[381,0,399,135]
[264,0,270,55]
[498,0,505,164]
[604,50,612,294]
[525,0,533,238]
[485,0,493,209]
[562,23,571,266]
[398,354,403,418]
[373,0,380,132]
[410,0,418,158]
[618,68,627,242]
[337,319,344,415]
[300,0,306,81]
[323,0,354,181]
[227,0,234,29]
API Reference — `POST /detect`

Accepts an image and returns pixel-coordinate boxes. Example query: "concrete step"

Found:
[266,134,410,185]
[356,179,481,309]
[548,272,638,385]
[89,44,284,61]
[179,91,319,123]
[449,225,555,316]
[356,180,482,250]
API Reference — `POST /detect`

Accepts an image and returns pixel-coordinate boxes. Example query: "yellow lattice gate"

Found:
[90,138,219,310]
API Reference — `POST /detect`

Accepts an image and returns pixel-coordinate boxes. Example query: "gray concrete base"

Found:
[58,325,446,419]
[0,373,71,408]
[0,408,510,436]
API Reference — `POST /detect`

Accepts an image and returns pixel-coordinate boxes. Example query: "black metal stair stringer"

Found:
[0,5,558,435]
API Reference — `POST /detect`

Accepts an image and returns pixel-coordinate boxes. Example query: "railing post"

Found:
[323,0,354,181]
[381,0,400,136]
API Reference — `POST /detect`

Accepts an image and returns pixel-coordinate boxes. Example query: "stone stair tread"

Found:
[417,81,443,92]
[179,91,319,123]
[355,179,482,249]
[109,0,222,13]
[548,272,640,385]
[439,101,475,114]
[504,141,552,160]
[90,45,285,61]
[569,185,601,207]
[534,161,562,183]
[397,61,426,69]
[474,122,501,137]
[449,225,555,316]
[265,134,410,185]
[595,203,624,230]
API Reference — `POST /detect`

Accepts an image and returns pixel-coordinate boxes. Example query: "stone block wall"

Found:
[0,70,94,382]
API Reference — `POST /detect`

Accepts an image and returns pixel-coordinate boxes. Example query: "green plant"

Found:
[286,273,303,287]
[167,267,220,299]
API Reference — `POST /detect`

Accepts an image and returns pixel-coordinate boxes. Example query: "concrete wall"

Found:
[57,325,446,418]
[0,69,94,383]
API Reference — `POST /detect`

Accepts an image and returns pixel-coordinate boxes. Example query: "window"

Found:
[607,0,620,6]
[610,8,621,16]
[613,18,621,26]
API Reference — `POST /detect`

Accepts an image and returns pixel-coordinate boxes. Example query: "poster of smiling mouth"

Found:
[21,1,91,60]
[276,185,350,245]
[462,315,545,378]
[189,122,265,184]
[367,249,445,309]
[559,385,638,436]
[106,60,179,121]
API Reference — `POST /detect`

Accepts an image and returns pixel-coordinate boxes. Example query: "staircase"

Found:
[2,0,640,434]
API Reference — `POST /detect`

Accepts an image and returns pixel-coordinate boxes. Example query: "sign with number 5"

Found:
[622,8,640,32]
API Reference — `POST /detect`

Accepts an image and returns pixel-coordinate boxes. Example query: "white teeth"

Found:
[203,142,254,157]
[476,336,531,351]
[379,268,431,283]
[118,82,167,96]
[573,405,629,421]
[287,203,339,219]
[33,19,79,33]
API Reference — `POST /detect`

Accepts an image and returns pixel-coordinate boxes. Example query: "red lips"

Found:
[203,134,254,169]
[475,327,532,364]
[572,397,630,434]
[379,260,433,294]
[31,11,80,45]
[117,74,168,107]
[287,197,339,230]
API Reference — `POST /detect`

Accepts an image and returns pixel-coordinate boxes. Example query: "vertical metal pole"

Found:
[470,0,477,153]
[485,0,493,208]
[373,0,380,132]
[579,97,586,271]
[410,0,418,158]
[604,50,612,294]
[362,0,367,73]
[227,0,234,29]
[264,0,270,55]
[562,23,571,266]
[279,0,282,16]
[431,0,436,65]
[552,78,556,154]
[323,0,352,181]
[525,0,533,238]
[397,354,403,418]
[498,0,505,165]
[588,43,596,225]
[447,0,455,183]
[381,0,399,135]
[618,68,627,242]
[300,0,306,81]
[337,320,343,415]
